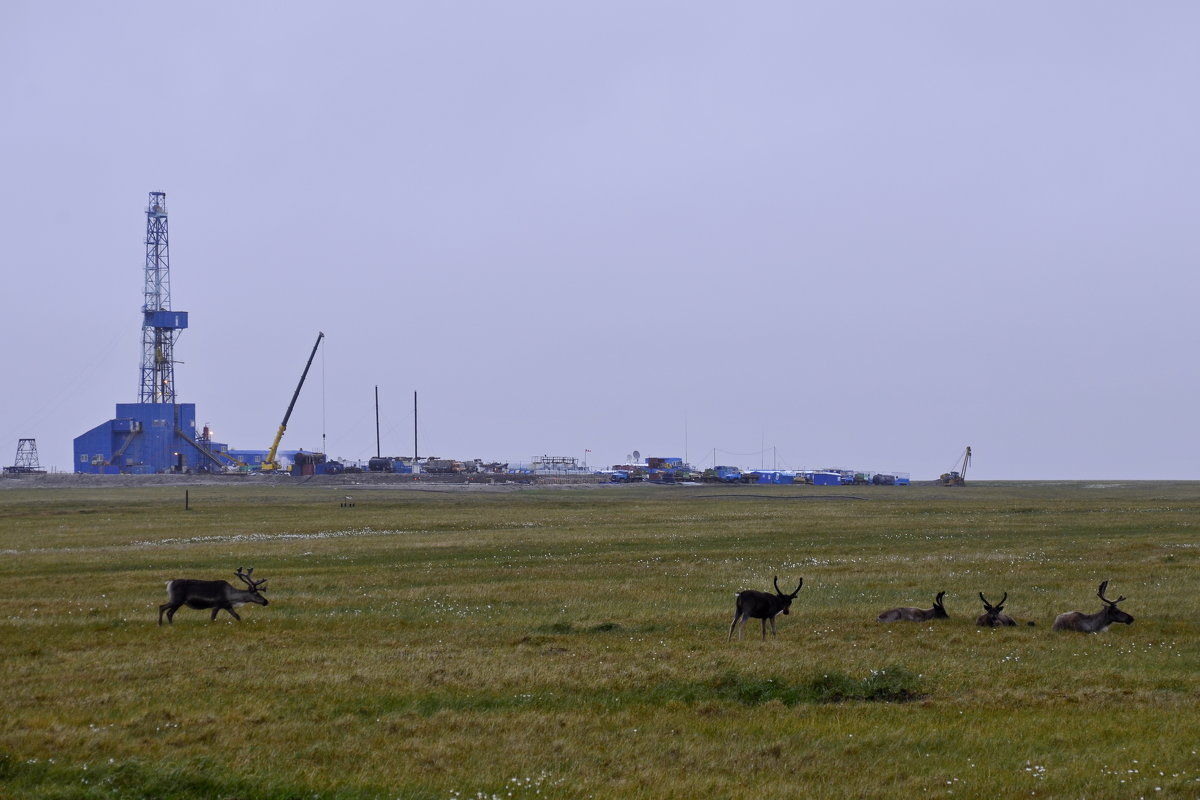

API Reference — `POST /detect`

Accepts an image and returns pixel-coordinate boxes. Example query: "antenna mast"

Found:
[138,192,188,403]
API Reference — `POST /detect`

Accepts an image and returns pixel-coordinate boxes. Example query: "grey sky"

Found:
[2,2,1197,479]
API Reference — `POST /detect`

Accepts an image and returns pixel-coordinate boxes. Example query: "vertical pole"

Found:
[413,391,418,464]
[185,490,190,511]
[375,385,381,458]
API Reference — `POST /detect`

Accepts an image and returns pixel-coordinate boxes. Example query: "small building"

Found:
[810,471,842,486]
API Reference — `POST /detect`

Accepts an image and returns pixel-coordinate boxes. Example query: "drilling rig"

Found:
[73,193,227,473]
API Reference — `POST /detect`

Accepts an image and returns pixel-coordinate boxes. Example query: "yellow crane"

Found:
[262,332,324,472]
[940,446,972,486]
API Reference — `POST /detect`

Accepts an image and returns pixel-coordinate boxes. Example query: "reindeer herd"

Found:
[727,577,1135,640]
[157,567,1135,640]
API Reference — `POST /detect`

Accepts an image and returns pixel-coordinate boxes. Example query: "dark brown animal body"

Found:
[728,576,803,640]
[158,567,268,625]
[877,591,947,623]
[1052,580,1133,633]
[975,592,1018,627]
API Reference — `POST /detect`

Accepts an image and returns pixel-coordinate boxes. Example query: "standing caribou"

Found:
[728,576,803,640]
[877,591,948,623]
[1052,580,1134,633]
[976,592,1019,627]
[158,567,269,625]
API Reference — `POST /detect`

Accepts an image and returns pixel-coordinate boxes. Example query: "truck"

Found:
[701,465,743,483]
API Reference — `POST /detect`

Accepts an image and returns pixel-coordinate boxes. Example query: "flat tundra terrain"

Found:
[0,480,1196,799]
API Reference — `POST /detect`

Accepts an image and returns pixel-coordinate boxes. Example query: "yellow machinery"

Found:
[940,446,972,486]
[263,332,325,471]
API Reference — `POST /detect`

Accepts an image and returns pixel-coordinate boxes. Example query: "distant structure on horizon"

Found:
[4,438,46,474]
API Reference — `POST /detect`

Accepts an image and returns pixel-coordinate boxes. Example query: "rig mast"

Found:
[138,192,188,403]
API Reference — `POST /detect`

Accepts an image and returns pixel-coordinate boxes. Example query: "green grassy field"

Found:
[0,481,1196,799]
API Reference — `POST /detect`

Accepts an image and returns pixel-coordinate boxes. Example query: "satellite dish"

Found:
[632,450,641,461]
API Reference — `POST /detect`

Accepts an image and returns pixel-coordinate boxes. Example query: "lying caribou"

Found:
[728,576,803,640]
[976,592,1019,627]
[158,567,269,625]
[1052,580,1133,633]
[877,591,948,623]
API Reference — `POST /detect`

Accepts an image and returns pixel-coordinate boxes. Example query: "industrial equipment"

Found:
[940,446,972,486]
[4,439,46,474]
[262,332,325,471]
[73,192,215,474]
[701,465,743,483]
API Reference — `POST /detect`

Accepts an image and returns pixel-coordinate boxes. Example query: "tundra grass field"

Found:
[0,480,1196,799]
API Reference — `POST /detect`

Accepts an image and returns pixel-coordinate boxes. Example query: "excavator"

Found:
[262,332,324,472]
[940,446,971,486]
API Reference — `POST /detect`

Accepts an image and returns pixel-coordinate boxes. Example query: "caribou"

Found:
[877,591,948,623]
[976,592,1018,627]
[158,567,269,625]
[728,576,803,640]
[1052,580,1133,633]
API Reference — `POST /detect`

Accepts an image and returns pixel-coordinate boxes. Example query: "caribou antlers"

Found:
[236,566,268,591]
[1097,580,1125,607]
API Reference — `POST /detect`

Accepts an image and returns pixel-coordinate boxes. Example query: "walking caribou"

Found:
[1052,580,1134,633]
[728,576,803,640]
[158,567,269,625]
[877,591,948,623]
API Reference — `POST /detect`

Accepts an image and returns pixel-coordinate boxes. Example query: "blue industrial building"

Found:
[74,403,214,474]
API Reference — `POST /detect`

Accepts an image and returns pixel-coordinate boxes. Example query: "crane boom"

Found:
[939,445,972,486]
[263,331,325,471]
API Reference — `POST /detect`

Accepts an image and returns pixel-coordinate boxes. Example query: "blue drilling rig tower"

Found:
[139,192,187,404]
[73,192,227,473]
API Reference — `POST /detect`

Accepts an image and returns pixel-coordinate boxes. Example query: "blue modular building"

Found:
[748,470,796,485]
[74,403,212,474]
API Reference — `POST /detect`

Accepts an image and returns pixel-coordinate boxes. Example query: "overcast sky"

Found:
[2,2,1197,479]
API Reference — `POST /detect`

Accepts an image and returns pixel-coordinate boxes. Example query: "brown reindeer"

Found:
[159,567,269,625]
[1052,580,1133,633]
[877,591,948,623]
[728,576,803,640]
[975,592,1017,627]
